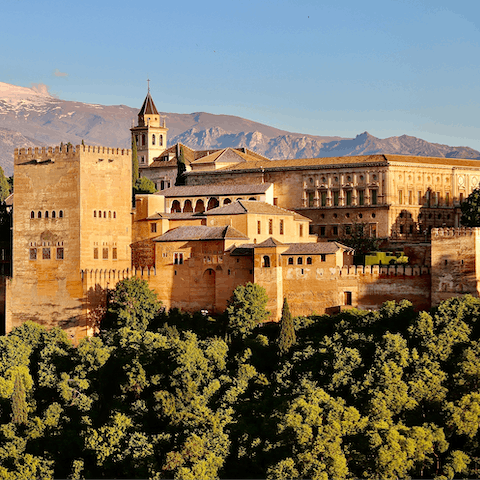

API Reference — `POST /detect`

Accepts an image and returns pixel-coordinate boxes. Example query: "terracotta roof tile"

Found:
[154,225,248,242]
[205,200,310,220]
[138,93,159,116]
[156,184,272,198]
[282,242,354,255]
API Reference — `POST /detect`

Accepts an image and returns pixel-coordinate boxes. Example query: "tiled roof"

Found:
[255,237,285,247]
[154,225,248,242]
[282,242,354,255]
[205,200,309,219]
[138,92,159,116]
[215,153,480,172]
[147,144,271,169]
[156,184,272,198]
[145,212,204,220]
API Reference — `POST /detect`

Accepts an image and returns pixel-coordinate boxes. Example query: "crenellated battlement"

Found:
[432,227,480,237]
[14,144,132,163]
[321,264,430,277]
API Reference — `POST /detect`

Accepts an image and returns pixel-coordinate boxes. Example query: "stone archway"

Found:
[195,199,205,212]
[199,268,216,312]
[183,199,193,212]
[207,197,219,210]
[171,200,181,213]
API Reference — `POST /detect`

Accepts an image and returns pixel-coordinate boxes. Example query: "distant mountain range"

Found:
[0,81,479,176]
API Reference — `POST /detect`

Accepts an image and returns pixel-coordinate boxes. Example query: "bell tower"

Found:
[130,84,168,167]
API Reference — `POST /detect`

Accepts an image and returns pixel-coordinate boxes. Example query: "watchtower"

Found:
[130,89,168,167]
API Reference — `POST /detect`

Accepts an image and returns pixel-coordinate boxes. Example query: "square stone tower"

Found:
[7,144,132,342]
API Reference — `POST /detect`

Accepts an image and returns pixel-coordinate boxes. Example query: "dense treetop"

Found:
[1,280,480,478]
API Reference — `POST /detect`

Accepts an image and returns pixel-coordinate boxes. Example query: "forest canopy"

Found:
[1,280,480,479]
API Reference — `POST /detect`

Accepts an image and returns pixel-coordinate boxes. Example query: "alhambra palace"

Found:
[4,91,480,341]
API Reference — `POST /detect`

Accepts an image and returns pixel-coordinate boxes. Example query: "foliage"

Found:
[175,146,187,186]
[336,222,384,255]
[3,295,480,478]
[0,167,11,203]
[104,277,161,333]
[226,283,270,338]
[460,187,480,226]
[134,177,156,195]
[131,136,139,185]
[277,297,295,355]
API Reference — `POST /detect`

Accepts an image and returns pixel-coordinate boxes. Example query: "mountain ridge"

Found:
[0,82,478,176]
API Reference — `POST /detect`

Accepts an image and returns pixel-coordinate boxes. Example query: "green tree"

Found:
[175,146,187,186]
[0,166,11,202]
[11,373,28,424]
[226,283,270,338]
[105,277,161,332]
[337,221,384,255]
[278,297,295,355]
[460,187,480,226]
[132,136,139,185]
[134,177,156,195]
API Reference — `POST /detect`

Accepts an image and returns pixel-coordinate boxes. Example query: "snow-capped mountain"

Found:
[0,82,479,176]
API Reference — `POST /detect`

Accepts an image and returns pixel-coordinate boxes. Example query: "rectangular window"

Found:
[398,190,403,205]
[94,248,98,259]
[103,248,108,259]
[56,247,64,260]
[273,198,278,206]
[29,248,37,260]
[269,219,273,235]
[345,225,352,235]
[370,189,378,205]
[418,191,422,205]
[333,226,338,236]
[279,220,284,235]
[151,223,157,233]
[436,192,440,206]
[408,190,413,205]
[308,192,314,207]
[344,291,352,306]
[321,254,326,262]
[320,226,326,236]
[42,248,51,260]
[445,192,450,206]
[174,252,184,265]
[333,191,339,206]
[321,191,327,207]
[346,190,352,206]
[112,248,117,260]
[299,224,303,237]
[460,192,464,203]
[257,221,261,234]
[358,190,365,206]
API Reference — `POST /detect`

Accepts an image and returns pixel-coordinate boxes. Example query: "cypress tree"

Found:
[278,297,295,355]
[175,146,187,186]
[0,167,10,202]
[11,373,27,424]
[132,136,139,185]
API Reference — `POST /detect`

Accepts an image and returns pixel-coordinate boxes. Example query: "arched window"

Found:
[297,257,303,265]
[195,199,205,213]
[183,200,193,212]
[152,134,156,145]
[52,211,56,218]
[223,198,232,205]
[159,135,163,146]
[59,210,64,218]
[306,257,312,265]
[207,198,219,210]
[30,211,34,219]
[94,210,97,217]
[113,212,116,218]
[171,200,181,213]
[160,180,165,190]
[263,255,271,268]
[103,211,106,218]
[38,211,42,219]
[45,211,49,219]
[249,197,256,201]
[288,257,294,265]
[108,211,112,218]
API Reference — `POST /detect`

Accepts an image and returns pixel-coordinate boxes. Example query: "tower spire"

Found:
[147,78,150,94]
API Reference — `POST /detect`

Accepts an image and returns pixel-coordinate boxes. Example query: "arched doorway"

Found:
[207,197,219,210]
[171,200,181,213]
[183,199,193,212]
[195,199,205,212]
[200,268,216,312]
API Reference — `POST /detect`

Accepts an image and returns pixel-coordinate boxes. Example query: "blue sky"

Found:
[3,0,480,149]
